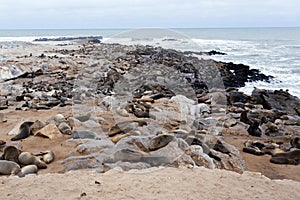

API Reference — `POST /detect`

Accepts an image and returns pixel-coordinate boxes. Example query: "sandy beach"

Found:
[1,167,300,200]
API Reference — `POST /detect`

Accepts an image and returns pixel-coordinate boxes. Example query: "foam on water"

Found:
[1,28,300,97]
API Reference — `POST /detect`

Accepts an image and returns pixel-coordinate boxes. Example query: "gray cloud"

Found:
[0,0,299,28]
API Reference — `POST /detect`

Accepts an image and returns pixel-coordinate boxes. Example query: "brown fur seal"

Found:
[18,152,47,169]
[291,137,300,149]
[247,121,262,137]
[2,146,20,163]
[270,149,300,165]
[11,121,34,141]
[212,140,230,154]
[35,151,55,164]
[0,160,21,175]
[262,147,284,156]
[18,165,38,177]
[134,110,150,118]
[243,147,264,156]
[147,133,174,151]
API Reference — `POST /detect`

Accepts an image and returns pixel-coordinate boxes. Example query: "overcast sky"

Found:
[0,0,299,29]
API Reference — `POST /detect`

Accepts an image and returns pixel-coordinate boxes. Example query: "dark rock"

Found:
[251,88,300,114]
[216,62,273,88]
[34,36,103,42]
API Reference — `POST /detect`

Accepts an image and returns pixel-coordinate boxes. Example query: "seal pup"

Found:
[18,152,47,169]
[18,165,38,177]
[2,146,20,163]
[11,121,34,141]
[0,160,21,175]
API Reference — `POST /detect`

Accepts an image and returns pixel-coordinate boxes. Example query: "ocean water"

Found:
[0,28,300,97]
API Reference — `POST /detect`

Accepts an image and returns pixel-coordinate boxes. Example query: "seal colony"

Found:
[0,40,299,179]
[0,145,54,176]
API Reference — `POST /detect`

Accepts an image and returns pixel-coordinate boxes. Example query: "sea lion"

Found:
[11,121,34,141]
[2,146,20,163]
[0,160,21,175]
[18,165,38,177]
[18,152,47,169]
[270,149,300,165]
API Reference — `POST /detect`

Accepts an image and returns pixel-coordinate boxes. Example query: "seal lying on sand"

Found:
[18,165,38,177]
[18,152,47,169]
[270,149,300,165]
[0,160,21,175]
[2,146,20,163]
[35,151,55,164]
[11,121,34,141]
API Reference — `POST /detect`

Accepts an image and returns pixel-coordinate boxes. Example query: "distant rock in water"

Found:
[216,62,273,88]
[184,50,227,56]
[251,88,300,115]
[33,36,103,42]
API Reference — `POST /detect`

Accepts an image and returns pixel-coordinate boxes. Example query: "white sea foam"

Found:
[0,36,37,42]
[1,28,300,97]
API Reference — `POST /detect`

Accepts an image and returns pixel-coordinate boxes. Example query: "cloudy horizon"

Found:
[0,0,299,29]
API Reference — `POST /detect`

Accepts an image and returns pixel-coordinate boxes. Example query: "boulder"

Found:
[35,124,62,139]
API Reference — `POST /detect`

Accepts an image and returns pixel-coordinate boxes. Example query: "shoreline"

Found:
[0,40,300,198]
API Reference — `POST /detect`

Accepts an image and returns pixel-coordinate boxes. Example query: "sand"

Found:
[0,167,299,200]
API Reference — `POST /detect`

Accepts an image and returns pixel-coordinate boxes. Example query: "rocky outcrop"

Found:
[33,36,103,42]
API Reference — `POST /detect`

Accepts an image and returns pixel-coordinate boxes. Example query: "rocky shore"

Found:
[0,40,299,183]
